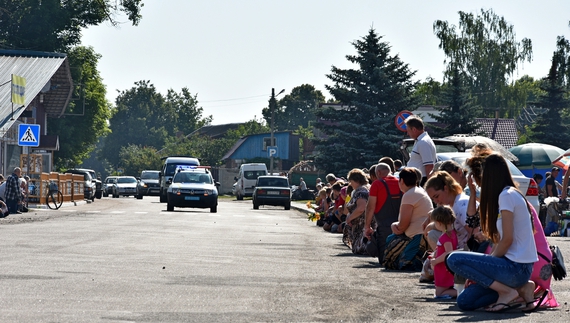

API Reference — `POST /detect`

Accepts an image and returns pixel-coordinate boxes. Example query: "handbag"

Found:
[550,245,567,281]
[382,234,411,270]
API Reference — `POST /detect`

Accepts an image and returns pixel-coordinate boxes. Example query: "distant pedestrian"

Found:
[405,115,436,186]
[5,167,22,214]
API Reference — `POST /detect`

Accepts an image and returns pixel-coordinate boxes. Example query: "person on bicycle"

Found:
[5,167,22,214]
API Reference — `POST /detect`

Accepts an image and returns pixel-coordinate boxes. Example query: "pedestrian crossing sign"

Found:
[18,124,40,147]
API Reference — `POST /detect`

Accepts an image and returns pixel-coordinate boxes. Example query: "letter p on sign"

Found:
[268,146,277,157]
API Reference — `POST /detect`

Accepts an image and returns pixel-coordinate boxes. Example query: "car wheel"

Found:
[284,203,291,210]
[210,205,217,213]
[253,201,259,210]
[160,191,167,203]
[113,192,118,198]
[167,203,174,211]
[137,194,143,199]
[103,192,108,197]
[95,191,102,199]
[237,193,243,201]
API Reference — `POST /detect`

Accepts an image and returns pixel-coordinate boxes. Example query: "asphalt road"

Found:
[0,197,569,322]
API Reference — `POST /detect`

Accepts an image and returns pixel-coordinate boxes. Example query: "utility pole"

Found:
[269,88,284,175]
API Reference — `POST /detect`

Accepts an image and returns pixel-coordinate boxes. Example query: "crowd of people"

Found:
[0,167,31,217]
[307,115,560,313]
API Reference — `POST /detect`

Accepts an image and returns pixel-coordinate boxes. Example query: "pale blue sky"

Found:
[81,0,570,125]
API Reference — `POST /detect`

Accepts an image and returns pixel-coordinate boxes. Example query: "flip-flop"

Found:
[486,302,522,313]
[522,289,549,313]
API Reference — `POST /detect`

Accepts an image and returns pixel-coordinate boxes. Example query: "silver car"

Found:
[112,176,138,198]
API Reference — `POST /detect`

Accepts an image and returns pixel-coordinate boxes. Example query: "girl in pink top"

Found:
[430,205,458,299]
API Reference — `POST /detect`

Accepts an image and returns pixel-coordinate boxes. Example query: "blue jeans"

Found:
[6,199,18,214]
[447,251,533,311]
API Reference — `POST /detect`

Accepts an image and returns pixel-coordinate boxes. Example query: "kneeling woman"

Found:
[446,154,537,312]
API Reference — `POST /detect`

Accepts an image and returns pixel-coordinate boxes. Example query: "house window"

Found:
[263,137,275,151]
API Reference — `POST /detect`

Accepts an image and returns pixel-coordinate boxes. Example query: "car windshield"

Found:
[257,178,288,187]
[118,177,137,184]
[174,172,211,184]
[244,170,267,180]
[165,163,199,176]
[141,172,159,180]
[105,178,116,184]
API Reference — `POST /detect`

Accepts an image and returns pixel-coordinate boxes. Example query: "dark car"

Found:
[64,169,97,201]
[252,175,291,210]
[136,170,160,199]
[166,168,219,213]
[103,176,118,197]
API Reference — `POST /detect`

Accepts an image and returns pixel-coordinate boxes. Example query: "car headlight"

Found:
[171,188,180,194]
[204,189,213,196]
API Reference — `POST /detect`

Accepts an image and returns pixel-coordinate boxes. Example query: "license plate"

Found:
[267,191,279,195]
[185,196,200,201]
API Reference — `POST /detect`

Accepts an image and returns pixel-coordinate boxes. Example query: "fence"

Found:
[27,172,84,206]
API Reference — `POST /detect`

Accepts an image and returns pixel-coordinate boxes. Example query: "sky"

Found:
[81,0,570,125]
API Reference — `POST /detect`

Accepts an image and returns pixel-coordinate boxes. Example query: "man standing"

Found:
[545,167,560,198]
[405,115,436,187]
[364,163,402,263]
[5,167,21,214]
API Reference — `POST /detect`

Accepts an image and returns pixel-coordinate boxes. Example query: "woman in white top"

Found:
[446,154,537,312]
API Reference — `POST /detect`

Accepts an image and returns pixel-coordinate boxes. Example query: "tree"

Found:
[429,65,482,137]
[0,0,143,52]
[261,84,325,131]
[413,77,445,106]
[118,144,162,176]
[49,46,111,171]
[433,9,533,117]
[314,28,418,175]
[101,81,211,168]
[527,56,570,147]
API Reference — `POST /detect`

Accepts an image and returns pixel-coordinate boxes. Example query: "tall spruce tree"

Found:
[429,65,482,137]
[527,56,570,148]
[313,28,418,175]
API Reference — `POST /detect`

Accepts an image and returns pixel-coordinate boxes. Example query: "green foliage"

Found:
[101,81,212,167]
[225,118,269,140]
[0,0,144,51]
[314,28,418,175]
[118,144,162,176]
[50,46,111,171]
[527,56,570,148]
[160,135,235,167]
[429,65,482,137]
[261,84,325,131]
[433,9,533,117]
[414,77,446,106]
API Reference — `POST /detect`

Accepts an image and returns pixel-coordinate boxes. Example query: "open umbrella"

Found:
[508,143,565,167]
[552,148,570,170]
[444,135,519,164]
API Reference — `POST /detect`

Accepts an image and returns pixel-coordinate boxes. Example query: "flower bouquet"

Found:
[306,201,325,222]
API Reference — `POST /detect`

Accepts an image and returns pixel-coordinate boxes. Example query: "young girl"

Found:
[430,205,458,299]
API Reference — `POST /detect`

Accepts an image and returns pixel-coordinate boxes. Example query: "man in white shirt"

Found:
[405,115,436,187]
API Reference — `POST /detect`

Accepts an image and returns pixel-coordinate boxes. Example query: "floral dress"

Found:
[342,185,370,254]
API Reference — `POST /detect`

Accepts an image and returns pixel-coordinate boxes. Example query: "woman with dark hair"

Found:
[383,167,432,270]
[446,154,538,312]
[342,169,370,254]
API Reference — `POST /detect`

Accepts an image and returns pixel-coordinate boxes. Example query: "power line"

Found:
[200,94,269,103]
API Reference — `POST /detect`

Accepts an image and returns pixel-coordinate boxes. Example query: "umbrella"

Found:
[508,143,565,167]
[552,148,570,170]
[444,135,519,164]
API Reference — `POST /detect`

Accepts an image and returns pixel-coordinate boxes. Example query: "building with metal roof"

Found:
[0,49,73,175]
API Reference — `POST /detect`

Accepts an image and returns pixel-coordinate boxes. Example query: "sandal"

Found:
[522,289,549,313]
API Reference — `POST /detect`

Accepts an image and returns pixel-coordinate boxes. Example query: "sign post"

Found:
[394,110,413,132]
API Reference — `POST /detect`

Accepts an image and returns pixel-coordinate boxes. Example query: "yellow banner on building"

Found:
[11,74,26,105]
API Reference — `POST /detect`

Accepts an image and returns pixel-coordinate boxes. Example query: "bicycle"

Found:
[46,181,63,210]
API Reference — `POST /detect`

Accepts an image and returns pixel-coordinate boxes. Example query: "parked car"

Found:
[80,168,103,199]
[166,168,219,212]
[64,169,96,201]
[103,176,118,197]
[252,175,291,210]
[112,176,138,198]
[136,170,160,199]
[159,156,201,203]
[234,163,268,200]
[437,152,540,213]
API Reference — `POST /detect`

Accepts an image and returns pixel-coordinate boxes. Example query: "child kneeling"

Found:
[430,205,458,299]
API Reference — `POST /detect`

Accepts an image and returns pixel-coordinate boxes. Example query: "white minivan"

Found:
[234,163,268,200]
